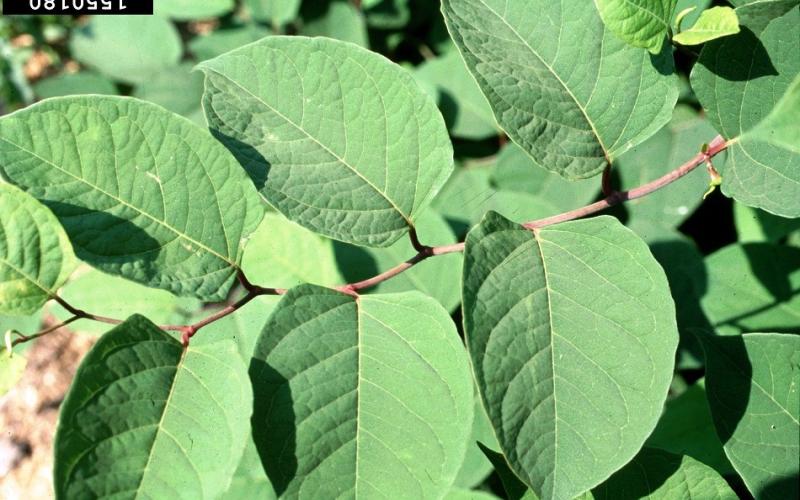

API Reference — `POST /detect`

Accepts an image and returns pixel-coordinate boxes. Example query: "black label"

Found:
[2,0,153,15]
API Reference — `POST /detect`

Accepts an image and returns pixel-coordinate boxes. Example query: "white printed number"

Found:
[28,0,127,10]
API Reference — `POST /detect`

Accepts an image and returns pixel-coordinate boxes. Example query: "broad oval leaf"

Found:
[200,36,453,247]
[0,96,264,301]
[0,183,74,315]
[442,0,678,179]
[462,212,678,499]
[250,285,473,497]
[595,0,677,53]
[697,332,800,500]
[592,448,737,499]
[691,1,800,217]
[54,315,252,499]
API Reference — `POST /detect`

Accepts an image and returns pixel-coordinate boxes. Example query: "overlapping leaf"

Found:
[0,183,74,315]
[54,315,252,499]
[691,1,800,217]
[462,213,678,499]
[250,285,473,497]
[442,0,678,179]
[0,96,264,301]
[673,6,740,45]
[200,36,453,247]
[595,0,677,53]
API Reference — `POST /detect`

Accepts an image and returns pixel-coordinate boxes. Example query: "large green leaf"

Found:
[155,0,234,20]
[673,6,740,45]
[592,448,736,498]
[250,285,473,497]
[698,332,800,500]
[0,96,264,301]
[0,183,74,315]
[442,0,677,179]
[462,212,678,499]
[595,0,677,53]
[734,203,800,243]
[691,1,800,217]
[200,36,453,247]
[70,16,182,85]
[54,315,251,499]
[700,243,800,335]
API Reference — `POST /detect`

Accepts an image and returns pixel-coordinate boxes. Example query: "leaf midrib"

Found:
[0,136,236,267]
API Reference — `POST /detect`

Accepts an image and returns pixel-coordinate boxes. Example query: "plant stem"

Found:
[17,135,727,347]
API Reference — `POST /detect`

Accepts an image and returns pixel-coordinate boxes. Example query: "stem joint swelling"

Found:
[17,135,727,348]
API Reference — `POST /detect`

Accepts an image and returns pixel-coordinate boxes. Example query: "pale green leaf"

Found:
[0,96,264,301]
[697,332,800,500]
[646,380,734,474]
[673,0,712,27]
[592,448,736,499]
[0,312,41,354]
[414,50,498,140]
[70,16,182,84]
[595,0,677,53]
[734,203,800,243]
[463,213,678,499]
[155,0,234,20]
[431,166,494,234]
[745,72,800,153]
[0,349,27,397]
[48,268,199,336]
[0,183,74,315]
[33,72,116,99]
[220,439,277,500]
[691,1,800,217]
[246,0,301,26]
[700,243,800,335]
[673,6,740,45]
[301,1,369,48]
[453,392,500,488]
[133,64,206,125]
[200,36,453,247]
[189,26,271,62]
[445,488,500,500]
[250,285,473,497]
[442,0,678,179]
[54,315,252,499]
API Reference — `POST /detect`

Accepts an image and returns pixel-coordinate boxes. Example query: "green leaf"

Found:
[0,96,264,302]
[432,166,495,234]
[220,439,277,500]
[250,285,473,497]
[744,72,800,152]
[691,1,800,217]
[592,448,736,499]
[200,36,453,247]
[414,50,498,140]
[477,444,537,500]
[734,203,800,243]
[673,6,740,45]
[462,212,678,499]
[491,143,599,213]
[155,0,234,20]
[697,332,800,500]
[33,72,117,99]
[673,0,711,28]
[54,315,252,499]
[241,212,344,289]
[132,63,206,126]
[0,312,42,354]
[301,1,369,48]
[189,26,271,62]
[245,0,301,26]
[595,0,677,53]
[700,243,800,335]
[646,380,734,474]
[445,488,501,500]
[0,349,27,397]
[49,269,199,336]
[442,0,678,179]
[70,16,182,85]
[0,183,74,315]
[454,393,500,488]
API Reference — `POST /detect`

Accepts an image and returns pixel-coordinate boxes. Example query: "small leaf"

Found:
[0,183,74,315]
[54,315,252,499]
[478,444,537,500]
[245,0,301,26]
[250,285,473,497]
[155,0,234,20]
[700,243,800,335]
[442,0,678,179]
[673,6,740,45]
[188,25,271,62]
[674,6,697,31]
[697,332,800,500]
[462,212,678,499]
[0,96,264,301]
[691,1,800,217]
[33,72,117,99]
[454,393,500,488]
[592,448,737,498]
[0,349,27,397]
[70,16,182,84]
[595,0,677,53]
[301,1,369,47]
[200,36,453,247]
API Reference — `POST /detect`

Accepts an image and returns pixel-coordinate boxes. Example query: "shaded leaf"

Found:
[245,0,301,26]
[673,6,740,45]
[301,1,369,48]
[477,444,536,500]
[462,212,678,499]
[189,26,271,62]
[454,392,500,488]
[595,0,677,53]
[133,63,206,125]
[250,285,473,497]
[442,0,678,179]
[200,36,453,247]
[0,97,264,301]
[33,72,116,99]
[0,183,74,315]
[155,0,234,20]
[734,203,800,243]
[54,315,252,499]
